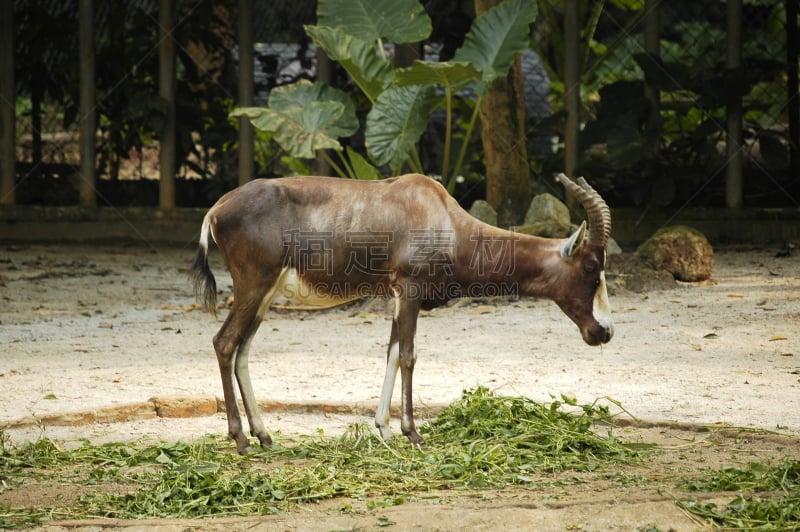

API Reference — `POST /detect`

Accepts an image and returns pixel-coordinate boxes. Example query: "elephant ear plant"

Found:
[231,0,537,190]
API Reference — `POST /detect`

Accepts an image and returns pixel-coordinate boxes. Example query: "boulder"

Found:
[606,237,623,256]
[525,193,571,228]
[513,193,572,238]
[512,221,571,238]
[514,222,623,254]
[469,200,498,226]
[636,225,714,282]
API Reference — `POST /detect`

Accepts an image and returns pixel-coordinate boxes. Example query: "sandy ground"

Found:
[1,242,799,530]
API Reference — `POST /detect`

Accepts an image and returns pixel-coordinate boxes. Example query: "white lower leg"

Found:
[234,347,268,440]
[234,268,290,444]
[375,341,399,440]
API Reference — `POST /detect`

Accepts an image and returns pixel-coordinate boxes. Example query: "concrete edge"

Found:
[0,396,445,430]
[2,396,794,444]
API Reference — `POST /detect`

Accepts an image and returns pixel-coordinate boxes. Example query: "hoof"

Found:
[404,430,425,446]
[256,432,273,447]
[230,432,253,455]
[376,424,393,441]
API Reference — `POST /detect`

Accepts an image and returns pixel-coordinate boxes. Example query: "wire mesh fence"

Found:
[4,0,799,209]
[546,0,798,209]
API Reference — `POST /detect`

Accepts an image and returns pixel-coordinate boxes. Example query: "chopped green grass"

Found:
[0,387,643,526]
[682,460,800,493]
[678,460,800,530]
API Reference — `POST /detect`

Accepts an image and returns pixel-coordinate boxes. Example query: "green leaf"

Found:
[231,81,358,158]
[376,515,397,527]
[365,84,435,171]
[453,0,537,85]
[155,451,176,466]
[317,0,432,44]
[394,60,481,91]
[232,102,345,159]
[608,0,645,10]
[267,80,358,138]
[632,53,692,92]
[346,146,383,180]
[305,25,394,102]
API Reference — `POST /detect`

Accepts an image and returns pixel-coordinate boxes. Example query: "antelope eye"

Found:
[583,262,597,274]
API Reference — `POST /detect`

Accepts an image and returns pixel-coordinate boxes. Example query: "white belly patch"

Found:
[270,268,361,310]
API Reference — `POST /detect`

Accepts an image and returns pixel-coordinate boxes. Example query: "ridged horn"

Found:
[555,173,612,247]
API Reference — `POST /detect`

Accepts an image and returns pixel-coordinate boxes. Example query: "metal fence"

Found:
[546,0,798,209]
[1,0,798,210]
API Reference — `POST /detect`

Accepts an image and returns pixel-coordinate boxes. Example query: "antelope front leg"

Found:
[399,346,422,444]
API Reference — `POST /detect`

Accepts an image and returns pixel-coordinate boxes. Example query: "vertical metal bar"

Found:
[0,0,16,205]
[159,0,176,209]
[237,0,254,185]
[563,0,580,182]
[315,47,332,176]
[79,0,96,206]
[644,0,660,129]
[787,0,799,179]
[726,0,743,209]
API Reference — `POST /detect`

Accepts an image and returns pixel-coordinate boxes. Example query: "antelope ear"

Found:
[561,221,587,258]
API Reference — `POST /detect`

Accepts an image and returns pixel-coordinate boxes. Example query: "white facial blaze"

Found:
[593,271,614,335]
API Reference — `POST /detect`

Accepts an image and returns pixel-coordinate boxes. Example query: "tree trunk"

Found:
[476,1,531,227]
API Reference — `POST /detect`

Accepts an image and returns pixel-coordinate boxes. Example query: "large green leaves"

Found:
[366,85,435,172]
[453,0,537,86]
[232,103,342,159]
[231,0,538,180]
[231,81,358,158]
[346,146,383,180]
[305,25,394,103]
[394,61,480,91]
[317,0,432,44]
[269,80,358,137]
[394,60,483,189]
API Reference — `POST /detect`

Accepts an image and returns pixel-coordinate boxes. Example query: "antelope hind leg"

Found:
[234,324,272,448]
[376,318,400,440]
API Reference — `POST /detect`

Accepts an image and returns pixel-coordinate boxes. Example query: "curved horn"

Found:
[555,173,612,247]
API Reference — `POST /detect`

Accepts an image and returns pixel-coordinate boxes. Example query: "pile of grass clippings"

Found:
[0,387,644,527]
[420,386,643,481]
[678,460,800,530]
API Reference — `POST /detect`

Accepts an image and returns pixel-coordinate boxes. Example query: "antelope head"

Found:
[552,173,614,346]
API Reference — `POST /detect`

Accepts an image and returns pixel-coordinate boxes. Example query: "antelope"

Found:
[191,172,613,454]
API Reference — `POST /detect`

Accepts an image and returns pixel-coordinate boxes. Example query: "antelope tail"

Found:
[190,213,218,316]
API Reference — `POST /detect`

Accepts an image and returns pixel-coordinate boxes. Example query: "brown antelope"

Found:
[191,172,613,454]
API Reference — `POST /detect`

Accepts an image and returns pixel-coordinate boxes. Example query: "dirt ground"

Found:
[1,242,800,530]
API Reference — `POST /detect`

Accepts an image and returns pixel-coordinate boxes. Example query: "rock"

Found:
[525,193,570,226]
[469,200,498,226]
[636,225,714,282]
[512,221,570,238]
[606,237,623,256]
[606,253,676,293]
[519,193,571,237]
